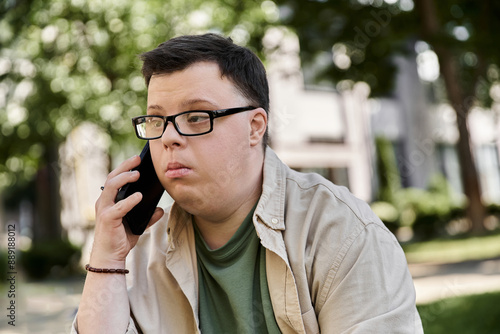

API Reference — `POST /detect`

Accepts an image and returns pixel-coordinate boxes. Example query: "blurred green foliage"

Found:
[418,291,500,333]
[374,136,401,204]
[487,203,500,217]
[372,136,466,239]
[404,231,500,263]
[19,239,81,280]
[0,250,8,282]
[0,0,278,191]
[397,176,466,239]
[272,0,500,103]
[273,0,410,95]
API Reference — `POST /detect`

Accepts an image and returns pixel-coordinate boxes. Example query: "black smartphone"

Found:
[115,142,165,235]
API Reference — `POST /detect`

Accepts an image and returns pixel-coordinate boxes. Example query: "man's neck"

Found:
[193,183,261,250]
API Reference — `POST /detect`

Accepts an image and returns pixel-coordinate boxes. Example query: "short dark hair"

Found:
[140,33,269,146]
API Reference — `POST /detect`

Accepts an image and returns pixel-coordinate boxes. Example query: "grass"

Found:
[418,291,500,334]
[402,232,500,264]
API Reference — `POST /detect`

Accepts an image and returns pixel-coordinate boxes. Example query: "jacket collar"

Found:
[255,147,287,231]
[166,201,192,251]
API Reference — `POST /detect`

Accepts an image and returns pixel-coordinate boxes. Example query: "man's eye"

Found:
[147,118,163,127]
[187,113,210,123]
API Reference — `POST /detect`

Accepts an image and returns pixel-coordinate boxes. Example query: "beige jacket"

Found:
[73,148,422,333]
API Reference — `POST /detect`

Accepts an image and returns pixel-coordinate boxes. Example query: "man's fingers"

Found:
[97,191,142,226]
[112,192,143,219]
[99,170,140,206]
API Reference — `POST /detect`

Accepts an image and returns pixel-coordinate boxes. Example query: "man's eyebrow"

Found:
[147,99,219,114]
[179,98,218,109]
[147,104,164,111]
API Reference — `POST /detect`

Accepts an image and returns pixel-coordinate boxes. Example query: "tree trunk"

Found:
[33,143,62,243]
[439,53,486,233]
[414,0,486,233]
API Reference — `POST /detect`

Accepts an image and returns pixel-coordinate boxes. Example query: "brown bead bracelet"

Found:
[85,264,129,274]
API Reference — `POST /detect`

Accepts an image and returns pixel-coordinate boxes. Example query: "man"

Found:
[74,33,422,333]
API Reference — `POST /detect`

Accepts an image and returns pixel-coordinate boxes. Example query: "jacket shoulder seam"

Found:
[285,176,378,227]
[316,222,364,309]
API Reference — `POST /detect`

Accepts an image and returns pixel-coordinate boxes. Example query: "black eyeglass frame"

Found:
[132,106,257,140]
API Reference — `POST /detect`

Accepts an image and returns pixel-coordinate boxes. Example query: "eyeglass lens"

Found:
[135,111,212,138]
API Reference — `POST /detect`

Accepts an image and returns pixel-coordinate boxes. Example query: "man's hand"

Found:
[91,155,164,267]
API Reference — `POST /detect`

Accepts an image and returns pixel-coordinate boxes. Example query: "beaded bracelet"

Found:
[85,264,129,274]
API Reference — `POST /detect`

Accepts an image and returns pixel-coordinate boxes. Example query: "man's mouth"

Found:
[166,162,191,178]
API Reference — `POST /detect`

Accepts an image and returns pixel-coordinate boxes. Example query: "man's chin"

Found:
[168,188,205,211]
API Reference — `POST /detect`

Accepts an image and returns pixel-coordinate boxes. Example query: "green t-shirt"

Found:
[194,204,281,334]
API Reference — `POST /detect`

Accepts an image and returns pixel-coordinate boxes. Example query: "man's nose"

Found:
[161,120,184,148]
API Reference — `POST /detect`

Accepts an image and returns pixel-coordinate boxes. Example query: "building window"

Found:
[476,143,500,203]
[435,143,463,195]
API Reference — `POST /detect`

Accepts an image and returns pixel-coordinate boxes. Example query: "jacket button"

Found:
[271,218,279,224]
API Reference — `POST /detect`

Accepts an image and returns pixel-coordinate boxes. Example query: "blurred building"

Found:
[265,28,500,204]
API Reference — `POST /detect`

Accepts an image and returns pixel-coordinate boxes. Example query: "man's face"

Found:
[147,61,265,219]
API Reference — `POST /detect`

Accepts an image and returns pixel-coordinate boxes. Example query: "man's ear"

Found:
[249,108,268,147]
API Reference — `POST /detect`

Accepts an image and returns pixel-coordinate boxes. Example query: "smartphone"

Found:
[115,142,165,235]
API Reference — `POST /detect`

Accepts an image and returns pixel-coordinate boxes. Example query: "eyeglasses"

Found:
[132,106,256,140]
